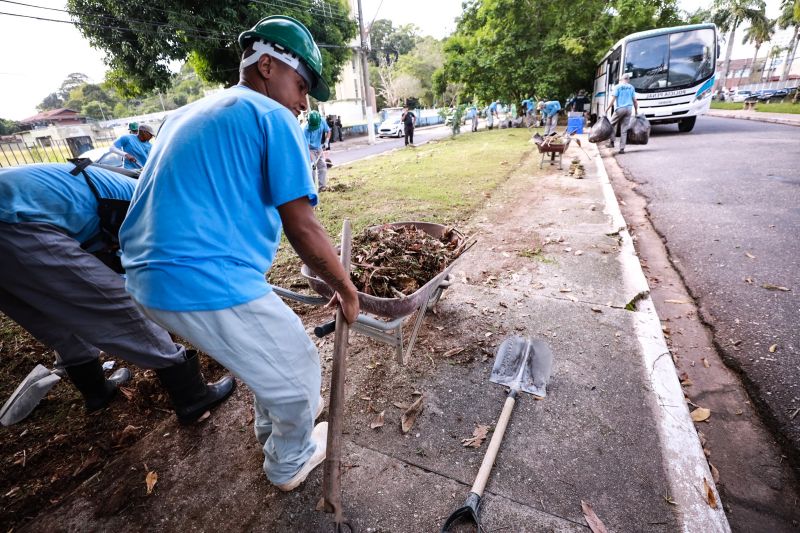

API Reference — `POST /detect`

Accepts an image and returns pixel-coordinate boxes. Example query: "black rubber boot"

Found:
[64,360,132,412]
[155,350,235,424]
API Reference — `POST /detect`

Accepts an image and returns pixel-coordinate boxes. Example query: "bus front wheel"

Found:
[678,116,696,132]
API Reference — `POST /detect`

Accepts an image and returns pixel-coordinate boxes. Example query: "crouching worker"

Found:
[119,16,360,491]
[0,163,235,421]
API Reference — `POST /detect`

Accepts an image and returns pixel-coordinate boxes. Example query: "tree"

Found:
[367,19,418,65]
[395,37,444,106]
[37,92,64,112]
[742,14,775,81]
[778,0,800,82]
[67,0,358,95]
[0,118,21,136]
[712,0,767,89]
[59,73,90,100]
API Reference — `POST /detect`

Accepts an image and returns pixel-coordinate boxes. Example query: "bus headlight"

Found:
[695,86,712,101]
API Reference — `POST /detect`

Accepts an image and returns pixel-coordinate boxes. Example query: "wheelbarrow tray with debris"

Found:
[273,222,464,365]
[534,137,571,169]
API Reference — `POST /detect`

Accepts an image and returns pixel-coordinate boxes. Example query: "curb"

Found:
[594,152,731,532]
[706,111,800,128]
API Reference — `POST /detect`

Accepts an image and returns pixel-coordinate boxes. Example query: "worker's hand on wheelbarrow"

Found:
[326,281,360,324]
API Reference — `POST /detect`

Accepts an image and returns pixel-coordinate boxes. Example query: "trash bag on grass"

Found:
[626,115,651,145]
[588,116,612,143]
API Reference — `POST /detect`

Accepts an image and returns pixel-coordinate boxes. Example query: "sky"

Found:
[0,0,792,120]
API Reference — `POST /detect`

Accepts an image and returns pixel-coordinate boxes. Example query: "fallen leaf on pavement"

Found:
[581,500,608,533]
[762,284,790,291]
[370,411,385,429]
[442,346,467,358]
[145,471,158,495]
[710,462,720,483]
[392,401,410,410]
[461,425,490,448]
[665,299,690,304]
[691,407,711,422]
[769,344,778,353]
[591,306,603,313]
[702,358,710,368]
[745,252,755,259]
[559,287,572,293]
[401,395,424,434]
[703,477,718,509]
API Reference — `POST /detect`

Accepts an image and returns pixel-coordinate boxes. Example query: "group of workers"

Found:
[1,16,359,492]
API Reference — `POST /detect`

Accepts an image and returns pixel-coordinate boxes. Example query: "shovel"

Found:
[318,219,355,532]
[0,364,62,426]
[441,336,554,532]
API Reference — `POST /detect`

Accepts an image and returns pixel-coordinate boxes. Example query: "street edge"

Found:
[595,152,731,533]
[705,110,800,128]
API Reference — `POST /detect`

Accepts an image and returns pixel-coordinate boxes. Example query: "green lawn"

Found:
[711,101,800,114]
[269,128,537,282]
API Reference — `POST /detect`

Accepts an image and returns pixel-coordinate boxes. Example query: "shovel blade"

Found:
[0,365,61,426]
[490,336,553,398]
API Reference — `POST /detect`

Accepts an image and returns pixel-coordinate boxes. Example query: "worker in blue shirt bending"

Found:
[303,110,330,191]
[540,99,562,136]
[606,72,639,154]
[120,16,360,492]
[110,123,155,169]
[0,163,233,424]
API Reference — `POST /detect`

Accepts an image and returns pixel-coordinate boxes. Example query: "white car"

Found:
[730,90,753,103]
[378,114,403,137]
[78,146,125,168]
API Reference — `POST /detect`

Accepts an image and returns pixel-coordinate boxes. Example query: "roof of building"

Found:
[19,108,82,124]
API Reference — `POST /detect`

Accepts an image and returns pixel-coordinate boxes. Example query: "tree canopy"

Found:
[66,0,357,96]
[437,0,686,105]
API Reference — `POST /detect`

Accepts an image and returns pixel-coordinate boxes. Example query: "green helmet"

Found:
[128,122,139,132]
[239,15,330,101]
[307,110,322,130]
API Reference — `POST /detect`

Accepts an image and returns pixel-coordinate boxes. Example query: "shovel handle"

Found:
[470,389,517,497]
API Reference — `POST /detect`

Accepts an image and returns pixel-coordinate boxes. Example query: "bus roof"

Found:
[598,23,717,63]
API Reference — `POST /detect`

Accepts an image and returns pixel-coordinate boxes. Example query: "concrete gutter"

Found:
[596,153,731,532]
[706,109,800,127]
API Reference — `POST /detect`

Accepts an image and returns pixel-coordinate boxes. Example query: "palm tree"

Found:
[712,0,767,89]
[742,16,775,82]
[778,0,800,82]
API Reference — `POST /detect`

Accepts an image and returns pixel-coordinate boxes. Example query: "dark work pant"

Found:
[0,222,185,369]
[404,124,414,145]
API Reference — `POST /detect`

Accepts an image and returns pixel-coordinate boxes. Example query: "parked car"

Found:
[730,90,753,102]
[78,147,124,167]
[378,113,403,138]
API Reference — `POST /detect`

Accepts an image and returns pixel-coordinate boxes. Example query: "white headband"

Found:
[240,40,313,89]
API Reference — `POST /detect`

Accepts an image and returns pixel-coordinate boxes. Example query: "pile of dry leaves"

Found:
[350,225,468,298]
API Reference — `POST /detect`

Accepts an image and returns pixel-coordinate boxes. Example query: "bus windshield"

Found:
[624,28,715,91]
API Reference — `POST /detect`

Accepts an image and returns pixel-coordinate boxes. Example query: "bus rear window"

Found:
[625,29,715,91]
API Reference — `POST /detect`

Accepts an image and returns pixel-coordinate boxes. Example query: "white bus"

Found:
[591,23,718,133]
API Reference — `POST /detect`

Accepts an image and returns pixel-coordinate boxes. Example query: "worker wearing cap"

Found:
[606,72,638,154]
[540,99,562,136]
[303,110,330,191]
[0,163,234,423]
[110,124,155,169]
[120,16,360,491]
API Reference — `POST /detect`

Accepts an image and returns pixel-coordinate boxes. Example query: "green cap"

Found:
[239,15,330,101]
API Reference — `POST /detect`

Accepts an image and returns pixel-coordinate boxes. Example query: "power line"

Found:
[248,0,351,23]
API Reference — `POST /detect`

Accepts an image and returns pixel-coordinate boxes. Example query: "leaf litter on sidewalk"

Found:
[461,424,491,448]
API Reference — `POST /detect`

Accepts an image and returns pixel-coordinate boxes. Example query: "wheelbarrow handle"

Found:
[314,319,336,338]
[470,389,517,497]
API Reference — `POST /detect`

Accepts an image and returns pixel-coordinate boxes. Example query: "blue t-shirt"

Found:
[488,102,498,113]
[120,85,318,312]
[614,83,636,108]
[543,101,561,117]
[304,120,330,150]
[0,163,135,244]
[113,134,152,170]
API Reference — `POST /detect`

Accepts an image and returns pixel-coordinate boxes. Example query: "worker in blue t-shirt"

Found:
[110,124,155,169]
[0,163,232,424]
[120,16,360,492]
[487,100,500,130]
[303,110,330,191]
[606,72,639,154]
[540,99,562,136]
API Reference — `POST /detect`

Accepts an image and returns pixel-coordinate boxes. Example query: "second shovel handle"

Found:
[470,390,517,497]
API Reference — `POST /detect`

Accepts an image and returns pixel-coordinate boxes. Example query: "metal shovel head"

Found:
[490,336,553,398]
[0,364,61,426]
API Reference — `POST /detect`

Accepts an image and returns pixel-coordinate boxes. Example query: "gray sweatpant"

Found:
[609,106,633,150]
[0,222,185,369]
[309,148,327,189]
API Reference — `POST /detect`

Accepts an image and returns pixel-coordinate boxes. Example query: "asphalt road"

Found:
[328,124,465,166]
[614,116,800,461]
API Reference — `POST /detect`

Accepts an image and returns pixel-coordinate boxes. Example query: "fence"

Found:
[736,80,800,93]
[0,137,115,168]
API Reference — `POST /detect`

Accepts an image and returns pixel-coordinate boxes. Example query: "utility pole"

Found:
[356,0,376,145]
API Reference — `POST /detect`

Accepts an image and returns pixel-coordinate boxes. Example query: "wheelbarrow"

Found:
[273,222,467,365]
[533,135,571,170]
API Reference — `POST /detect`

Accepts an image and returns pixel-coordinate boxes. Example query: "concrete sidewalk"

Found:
[707,108,800,127]
[26,138,729,532]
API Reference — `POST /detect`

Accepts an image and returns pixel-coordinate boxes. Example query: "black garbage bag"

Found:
[626,115,651,145]
[588,116,613,143]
